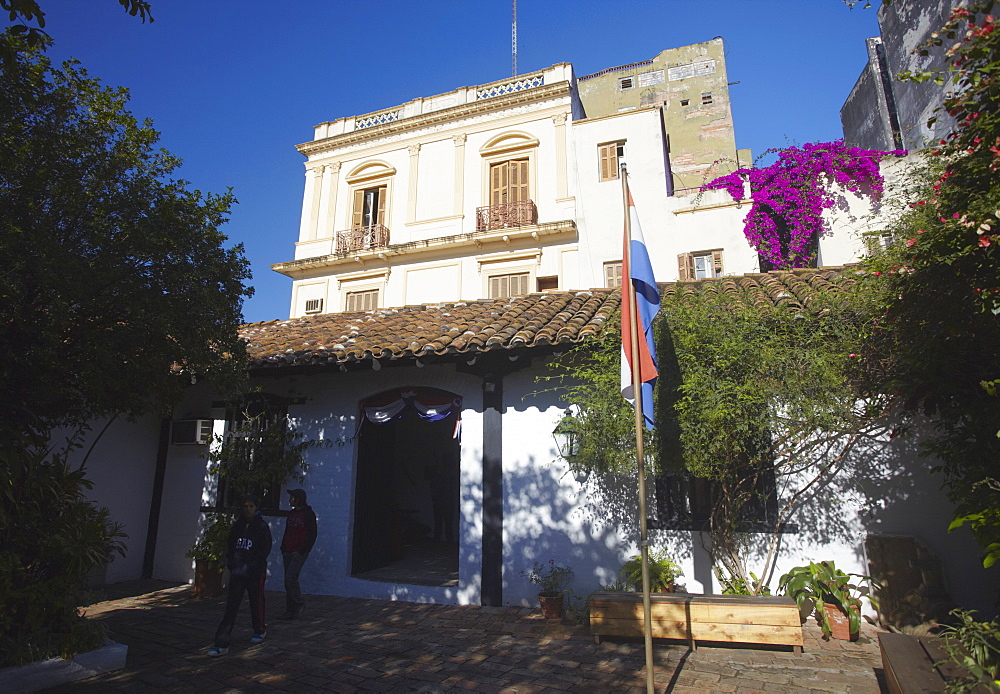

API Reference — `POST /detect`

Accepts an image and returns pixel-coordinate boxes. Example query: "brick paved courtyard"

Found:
[57,581,886,692]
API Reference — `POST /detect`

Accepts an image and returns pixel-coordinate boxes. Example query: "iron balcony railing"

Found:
[475,200,537,232]
[335,224,390,254]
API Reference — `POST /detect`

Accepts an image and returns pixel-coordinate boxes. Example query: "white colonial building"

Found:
[69,41,995,624]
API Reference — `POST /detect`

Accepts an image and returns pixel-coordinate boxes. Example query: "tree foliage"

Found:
[660,279,890,593]
[549,275,889,594]
[0,47,252,439]
[864,1,1000,569]
[1,0,152,60]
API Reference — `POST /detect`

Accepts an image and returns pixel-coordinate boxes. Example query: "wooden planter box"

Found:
[589,592,803,652]
[880,632,994,693]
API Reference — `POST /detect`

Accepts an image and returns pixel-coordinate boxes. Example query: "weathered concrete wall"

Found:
[577,39,740,192]
[877,0,960,150]
[842,37,901,151]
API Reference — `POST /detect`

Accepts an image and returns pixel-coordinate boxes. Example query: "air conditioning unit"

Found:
[171,419,214,445]
[304,298,323,314]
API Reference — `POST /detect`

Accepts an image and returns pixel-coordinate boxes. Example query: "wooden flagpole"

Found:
[621,164,656,694]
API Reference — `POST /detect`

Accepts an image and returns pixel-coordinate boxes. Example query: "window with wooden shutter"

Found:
[488,272,529,299]
[679,250,724,281]
[599,142,625,182]
[352,185,386,228]
[490,159,529,204]
[604,261,623,288]
[345,289,379,312]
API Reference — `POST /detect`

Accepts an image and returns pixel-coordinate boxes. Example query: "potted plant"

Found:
[620,549,682,593]
[521,560,574,619]
[778,560,881,640]
[185,511,233,598]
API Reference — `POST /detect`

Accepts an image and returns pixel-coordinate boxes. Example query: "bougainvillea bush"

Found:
[702,141,904,269]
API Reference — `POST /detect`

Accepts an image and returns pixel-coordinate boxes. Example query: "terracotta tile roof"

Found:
[240,266,860,371]
[241,290,619,370]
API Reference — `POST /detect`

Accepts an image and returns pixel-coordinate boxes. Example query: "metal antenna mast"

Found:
[512,0,518,76]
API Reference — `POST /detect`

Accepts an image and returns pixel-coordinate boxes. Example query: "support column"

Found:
[481,372,503,607]
[552,113,569,200]
[407,144,421,225]
[298,166,324,242]
[142,419,171,579]
[318,162,341,239]
[452,134,467,218]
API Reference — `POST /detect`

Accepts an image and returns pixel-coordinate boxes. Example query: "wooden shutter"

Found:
[352,188,365,229]
[490,162,507,205]
[513,273,528,296]
[599,144,619,182]
[678,253,694,281]
[711,250,724,277]
[375,185,386,226]
[488,275,504,299]
[605,262,622,288]
[510,160,528,203]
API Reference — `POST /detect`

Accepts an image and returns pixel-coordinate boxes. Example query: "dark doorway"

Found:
[352,388,461,587]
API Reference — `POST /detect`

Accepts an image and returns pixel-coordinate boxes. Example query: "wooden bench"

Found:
[879,632,993,693]
[589,592,804,652]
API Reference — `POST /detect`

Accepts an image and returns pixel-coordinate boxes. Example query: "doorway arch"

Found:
[351,387,461,586]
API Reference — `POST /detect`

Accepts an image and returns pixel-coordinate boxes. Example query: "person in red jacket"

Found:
[279,488,317,620]
[207,495,272,656]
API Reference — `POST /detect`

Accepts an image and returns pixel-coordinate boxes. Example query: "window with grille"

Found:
[604,261,623,288]
[619,76,634,90]
[599,142,625,182]
[304,298,323,314]
[352,185,387,228]
[678,250,724,281]
[211,394,289,512]
[345,288,379,312]
[701,92,713,105]
[488,272,529,299]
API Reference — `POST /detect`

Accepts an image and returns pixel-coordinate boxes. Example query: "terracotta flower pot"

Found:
[823,602,858,641]
[538,592,564,619]
[193,560,224,598]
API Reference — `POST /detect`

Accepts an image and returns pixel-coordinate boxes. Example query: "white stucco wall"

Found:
[60,416,160,585]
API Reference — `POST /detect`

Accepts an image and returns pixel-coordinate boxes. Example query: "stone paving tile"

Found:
[54,581,887,693]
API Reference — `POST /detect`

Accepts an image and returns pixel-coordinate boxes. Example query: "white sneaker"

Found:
[207,646,228,657]
[250,632,266,644]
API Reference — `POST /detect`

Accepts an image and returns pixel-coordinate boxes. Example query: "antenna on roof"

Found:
[512,0,518,76]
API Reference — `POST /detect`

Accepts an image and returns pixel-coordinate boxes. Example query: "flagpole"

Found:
[621,164,656,694]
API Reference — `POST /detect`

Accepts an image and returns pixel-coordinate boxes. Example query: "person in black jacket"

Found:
[207,495,272,656]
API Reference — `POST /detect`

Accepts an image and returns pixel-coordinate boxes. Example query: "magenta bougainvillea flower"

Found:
[702,141,905,269]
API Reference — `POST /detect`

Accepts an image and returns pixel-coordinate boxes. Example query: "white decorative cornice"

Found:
[296,82,572,158]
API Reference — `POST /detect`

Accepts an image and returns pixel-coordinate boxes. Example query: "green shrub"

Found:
[0,432,126,667]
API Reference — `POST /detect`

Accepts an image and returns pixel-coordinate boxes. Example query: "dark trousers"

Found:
[213,572,266,648]
[282,551,307,616]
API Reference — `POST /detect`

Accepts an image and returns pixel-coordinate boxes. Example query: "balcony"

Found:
[475,200,538,232]
[336,224,390,254]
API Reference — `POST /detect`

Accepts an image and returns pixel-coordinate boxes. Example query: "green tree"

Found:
[0,45,251,663]
[0,47,252,438]
[864,2,1000,569]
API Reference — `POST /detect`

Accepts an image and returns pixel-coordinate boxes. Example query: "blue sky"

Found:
[37,1,882,323]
